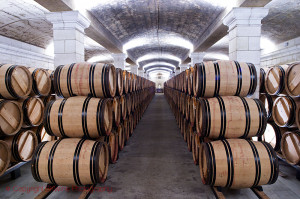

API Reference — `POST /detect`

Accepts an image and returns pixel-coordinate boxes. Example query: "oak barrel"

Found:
[32,125,56,143]
[281,131,300,165]
[259,94,277,121]
[264,65,288,95]
[192,60,257,97]
[54,63,116,98]
[123,70,129,94]
[0,140,11,176]
[116,124,125,151]
[115,68,124,96]
[259,122,286,152]
[29,68,51,97]
[112,97,121,127]
[272,96,300,128]
[31,138,109,186]
[284,62,300,96]
[199,139,278,189]
[20,97,44,127]
[0,64,32,99]
[259,67,268,93]
[0,99,23,136]
[3,130,38,162]
[98,133,119,164]
[44,96,113,138]
[197,96,267,139]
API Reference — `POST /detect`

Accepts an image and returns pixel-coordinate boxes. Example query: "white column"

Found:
[223,7,269,98]
[46,11,90,68]
[175,68,180,76]
[112,53,127,69]
[138,69,144,77]
[131,65,138,75]
[190,52,205,67]
[180,64,188,72]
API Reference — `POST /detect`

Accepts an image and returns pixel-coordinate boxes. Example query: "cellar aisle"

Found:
[0,94,300,199]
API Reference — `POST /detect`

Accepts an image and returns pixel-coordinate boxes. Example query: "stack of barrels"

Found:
[30,62,155,186]
[164,60,279,189]
[259,62,300,166]
[0,64,55,177]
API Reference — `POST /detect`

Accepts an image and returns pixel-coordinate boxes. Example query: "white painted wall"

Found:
[261,37,300,68]
[0,35,54,69]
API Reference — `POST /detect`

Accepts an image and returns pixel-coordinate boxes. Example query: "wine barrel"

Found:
[0,99,23,136]
[28,68,51,97]
[272,96,300,128]
[193,60,257,97]
[197,96,267,139]
[259,94,277,121]
[54,63,116,98]
[199,139,278,189]
[264,65,288,95]
[187,124,193,152]
[0,64,32,99]
[123,71,129,94]
[31,138,109,186]
[20,97,44,127]
[259,68,268,93]
[98,133,118,164]
[187,68,193,95]
[44,96,113,139]
[259,122,287,152]
[189,97,197,127]
[46,69,55,94]
[296,105,300,130]
[115,68,124,96]
[284,62,300,97]
[116,124,125,151]
[0,140,11,176]
[41,94,55,107]
[192,133,201,165]
[112,97,121,127]
[120,95,127,120]
[281,131,300,165]
[4,130,38,162]
[123,119,130,143]
[32,125,56,143]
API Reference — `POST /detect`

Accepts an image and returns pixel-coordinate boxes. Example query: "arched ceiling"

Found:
[0,0,299,74]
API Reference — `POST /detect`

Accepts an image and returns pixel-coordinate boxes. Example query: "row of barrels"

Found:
[53,63,154,98]
[29,61,155,186]
[260,62,300,96]
[31,87,155,186]
[165,60,258,98]
[164,86,279,189]
[0,64,54,99]
[0,63,155,100]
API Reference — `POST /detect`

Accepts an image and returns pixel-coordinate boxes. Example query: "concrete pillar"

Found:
[131,65,138,75]
[46,11,90,68]
[223,7,269,98]
[190,52,205,67]
[175,68,180,76]
[112,53,127,69]
[138,69,144,77]
[180,64,188,72]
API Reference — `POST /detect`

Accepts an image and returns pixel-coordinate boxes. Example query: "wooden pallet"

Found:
[211,186,270,199]
[0,162,28,180]
[35,184,96,199]
[276,152,300,180]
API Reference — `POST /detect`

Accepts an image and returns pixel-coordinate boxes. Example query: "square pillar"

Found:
[190,52,205,67]
[131,65,138,75]
[223,7,269,98]
[138,69,144,77]
[112,53,127,69]
[180,64,188,72]
[46,11,90,68]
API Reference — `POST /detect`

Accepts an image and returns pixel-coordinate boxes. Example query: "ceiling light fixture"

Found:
[143,62,176,70]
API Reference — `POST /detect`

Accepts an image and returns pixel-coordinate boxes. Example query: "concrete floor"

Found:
[1,94,300,199]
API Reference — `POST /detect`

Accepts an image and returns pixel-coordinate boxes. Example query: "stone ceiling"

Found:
[0,0,299,72]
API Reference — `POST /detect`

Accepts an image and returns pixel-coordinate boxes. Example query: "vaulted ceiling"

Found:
[0,0,299,74]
